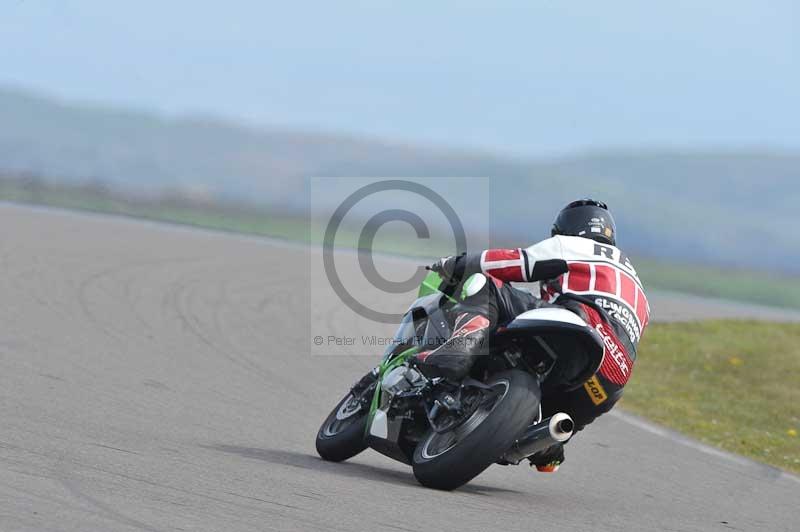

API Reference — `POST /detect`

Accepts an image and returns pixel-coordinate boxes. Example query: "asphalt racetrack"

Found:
[0,204,797,531]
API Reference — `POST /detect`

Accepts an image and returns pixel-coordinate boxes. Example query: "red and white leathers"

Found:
[476,235,650,364]
[451,235,651,434]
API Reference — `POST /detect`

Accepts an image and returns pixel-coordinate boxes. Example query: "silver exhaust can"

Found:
[500,413,574,465]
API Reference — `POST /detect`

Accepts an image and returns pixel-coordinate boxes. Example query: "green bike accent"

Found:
[365,269,461,436]
[418,270,458,303]
[365,346,419,436]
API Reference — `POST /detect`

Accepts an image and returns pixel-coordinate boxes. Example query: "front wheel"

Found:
[412,370,541,490]
[315,374,375,462]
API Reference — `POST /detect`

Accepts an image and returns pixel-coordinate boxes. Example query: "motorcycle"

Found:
[315,271,605,490]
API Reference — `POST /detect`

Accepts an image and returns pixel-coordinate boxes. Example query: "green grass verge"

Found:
[2,177,800,310]
[637,259,800,311]
[623,320,800,474]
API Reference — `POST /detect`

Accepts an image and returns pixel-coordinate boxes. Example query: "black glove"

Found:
[426,254,463,285]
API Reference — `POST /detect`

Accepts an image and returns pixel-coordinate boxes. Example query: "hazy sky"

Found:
[2,1,798,156]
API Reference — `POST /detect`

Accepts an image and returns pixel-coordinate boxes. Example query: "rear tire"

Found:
[315,378,373,462]
[412,370,541,490]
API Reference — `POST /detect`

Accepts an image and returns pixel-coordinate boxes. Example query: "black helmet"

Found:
[551,199,616,246]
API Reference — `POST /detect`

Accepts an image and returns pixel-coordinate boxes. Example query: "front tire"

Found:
[412,370,541,490]
[315,377,374,462]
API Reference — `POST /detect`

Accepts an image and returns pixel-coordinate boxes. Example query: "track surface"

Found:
[0,204,797,532]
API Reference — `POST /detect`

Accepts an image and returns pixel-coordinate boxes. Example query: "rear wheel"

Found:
[315,375,375,462]
[412,370,541,490]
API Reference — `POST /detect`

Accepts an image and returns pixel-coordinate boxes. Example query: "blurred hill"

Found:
[1,86,798,273]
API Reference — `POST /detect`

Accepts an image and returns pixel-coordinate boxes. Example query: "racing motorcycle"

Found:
[315,271,605,490]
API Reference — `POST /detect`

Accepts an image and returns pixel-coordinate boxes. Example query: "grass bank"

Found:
[623,320,800,474]
[636,260,800,312]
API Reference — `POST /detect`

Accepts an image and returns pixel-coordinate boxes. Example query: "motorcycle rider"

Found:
[415,199,650,472]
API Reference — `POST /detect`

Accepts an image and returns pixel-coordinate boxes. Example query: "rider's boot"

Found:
[412,311,491,381]
[529,443,565,473]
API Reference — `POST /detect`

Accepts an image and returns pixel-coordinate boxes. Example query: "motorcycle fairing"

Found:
[495,307,605,391]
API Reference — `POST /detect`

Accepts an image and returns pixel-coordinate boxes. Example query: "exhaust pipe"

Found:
[501,413,574,465]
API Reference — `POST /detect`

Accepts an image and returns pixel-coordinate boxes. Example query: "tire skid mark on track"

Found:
[52,449,313,528]
[170,275,282,388]
[214,277,306,394]
[77,257,203,345]
[59,473,162,532]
